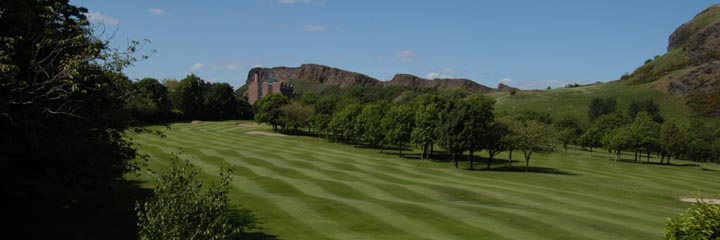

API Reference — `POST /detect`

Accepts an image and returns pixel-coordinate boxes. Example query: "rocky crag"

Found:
[245,63,512,94]
[629,4,720,115]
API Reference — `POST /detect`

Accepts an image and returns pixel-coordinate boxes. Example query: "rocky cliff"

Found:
[245,63,505,93]
[626,4,720,115]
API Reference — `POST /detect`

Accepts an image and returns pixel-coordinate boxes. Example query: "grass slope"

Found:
[489,80,720,125]
[130,121,720,240]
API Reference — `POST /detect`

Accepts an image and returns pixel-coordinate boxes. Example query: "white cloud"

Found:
[85,11,120,26]
[148,8,168,16]
[499,78,514,84]
[395,49,416,62]
[190,63,204,71]
[252,64,264,68]
[212,61,245,71]
[426,68,455,79]
[207,78,218,82]
[278,0,312,4]
[303,24,327,32]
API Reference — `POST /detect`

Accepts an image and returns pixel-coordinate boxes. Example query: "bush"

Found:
[136,157,258,240]
[665,198,720,240]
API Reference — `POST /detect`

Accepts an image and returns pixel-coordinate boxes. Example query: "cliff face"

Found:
[245,64,505,93]
[245,64,380,87]
[626,4,720,115]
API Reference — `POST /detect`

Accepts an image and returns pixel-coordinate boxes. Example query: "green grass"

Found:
[130,121,720,240]
[489,80,717,125]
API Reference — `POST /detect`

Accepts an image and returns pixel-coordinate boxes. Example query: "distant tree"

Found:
[136,157,258,240]
[497,116,523,166]
[329,103,362,143]
[589,97,617,121]
[555,116,583,153]
[516,110,553,124]
[254,94,289,132]
[438,103,467,168]
[628,99,663,123]
[381,104,414,156]
[312,96,338,137]
[514,120,558,172]
[357,101,389,150]
[685,121,719,162]
[665,198,720,240]
[484,121,510,169]
[204,83,237,120]
[579,126,603,156]
[461,95,495,170]
[629,112,660,163]
[659,121,686,165]
[602,125,635,161]
[171,74,207,120]
[235,97,253,120]
[412,102,441,159]
[128,78,173,122]
[279,101,314,134]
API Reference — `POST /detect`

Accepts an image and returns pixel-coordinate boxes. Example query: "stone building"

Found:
[248,73,294,105]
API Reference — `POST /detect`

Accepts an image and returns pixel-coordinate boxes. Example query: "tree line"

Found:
[254,92,562,171]
[126,74,253,123]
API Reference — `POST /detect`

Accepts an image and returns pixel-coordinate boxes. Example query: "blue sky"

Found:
[72,0,718,89]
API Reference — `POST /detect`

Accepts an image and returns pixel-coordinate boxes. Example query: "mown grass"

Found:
[129,121,720,240]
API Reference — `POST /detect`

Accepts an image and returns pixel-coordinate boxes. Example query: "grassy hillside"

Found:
[130,121,720,240]
[490,80,718,125]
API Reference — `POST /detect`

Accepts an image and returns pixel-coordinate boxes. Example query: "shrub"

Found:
[665,198,720,240]
[136,157,258,240]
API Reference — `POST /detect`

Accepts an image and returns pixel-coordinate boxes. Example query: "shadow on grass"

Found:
[3,179,151,240]
[483,166,579,175]
[236,231,281,240]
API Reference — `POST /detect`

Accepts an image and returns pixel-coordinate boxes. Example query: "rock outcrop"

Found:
[245,64,499,93]
[668,4,720,65]
[497,83,520,93]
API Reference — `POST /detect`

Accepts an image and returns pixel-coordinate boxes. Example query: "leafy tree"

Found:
[136,157,258,240]
[254,94,289,132]
[579,126,603,156]
[461,95,495,170]
[171,74,208,120]
[329,103,362,143]
[555,116,583,153]
[438,103,467,168]
[279,101,314,134]
[602,125,635,161]
[484,121,510,169]
[204,83,237,120]
[128,78,173,122]
[659,121,686,165]
[381,104,414,156]
[589,97,617,121]
[516,110,553,124]
[628,99,663,123]
[312,96,338,137]
[630,111,660,163]
[496,116,523,166]
[357,101,389,149]
[514,120,558,172]
[412,102,441,159]
[235,97,253,120]
[665,198,720,240]
[1,0,144,185]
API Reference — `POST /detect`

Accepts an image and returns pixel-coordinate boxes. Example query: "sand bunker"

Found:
[191,120,202,124]
[678,197,720,204]
[235,122,257,127]
[245,131,287,137]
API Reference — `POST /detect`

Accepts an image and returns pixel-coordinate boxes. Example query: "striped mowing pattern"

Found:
[130,121,720,240]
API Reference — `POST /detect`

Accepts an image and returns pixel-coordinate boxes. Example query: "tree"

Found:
[254,94,289,132]
[438,103,467,168]
[630,111,660,163]
[497,116,523,166]
[412,102,441,159]
[602,125,635,162]
[628,99,663,123]
[659,121,686,165]
[514,120,558,172]
[136,157,258,240]
[1,0,144,185]
[589,97,617,121]
[461,95,495,170]
[484,121,510,169]
[555,116,583,153]
[127,78,173,123]
[579,126,602,156]
[381,104,414,156]
[171,74,208,120]
[204,83,237,120]
[329,103,362,143]
[665,198,720,240]
[279,101,314,134]
[357,101,389,149]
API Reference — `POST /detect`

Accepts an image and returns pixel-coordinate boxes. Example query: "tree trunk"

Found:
[646,151,650,163]
[524,152,531,172]
[667,155,671,165]
[452,153,458,168]
[634,151,638,162]
[430,144,434,159]
[468,150,473,170]
[399,144,403,157]
[564,143,568,153]
[508,149,513,167]
[380,145,384,153]
[487,153,493,170]
[615,150,621,162]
